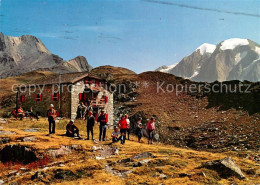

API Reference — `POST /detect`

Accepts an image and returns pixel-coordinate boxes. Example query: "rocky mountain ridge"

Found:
[158,38,260,82]
[0,33,92,78]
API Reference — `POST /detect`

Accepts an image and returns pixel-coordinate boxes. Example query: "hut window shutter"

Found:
[34,94,37,101]
[79,93,82,101]
[106,114,108,122]
[52,92,59,101]
[20,95,25,102]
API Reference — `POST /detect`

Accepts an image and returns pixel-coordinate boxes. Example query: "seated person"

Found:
[66,120,81,138]
[111,127,121,143]
[17,106,25,120]
[26,107,39,120]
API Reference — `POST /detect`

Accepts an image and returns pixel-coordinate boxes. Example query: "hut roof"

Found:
[27,72,102,86]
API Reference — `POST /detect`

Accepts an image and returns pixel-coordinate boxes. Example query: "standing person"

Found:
[125,114,131,140]
[66,120,80,138]
[77,102,87,120]
[86,102,93,120]
[86,111,95,140]
[118,115,128,145]
[136,117,143,143]
[97,110,107,141]
[47,104,56,134]
[147,117,155,144]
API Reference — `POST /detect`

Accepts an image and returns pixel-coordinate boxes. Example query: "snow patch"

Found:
[235,53,241,64]
[255,46,260,56]
[196,43,216,55]
[220,38,249,50]
[190,71,199,79]
[159,63,178,73]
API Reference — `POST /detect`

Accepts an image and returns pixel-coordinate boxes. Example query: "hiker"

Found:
[147,117,155,144]
[47,104,56,134]
[97,110,107,141]
[27,107,39,120]
[77,102,87,120]
[118,115,128,144]
[86,111,95,140]
[125,114,130,140]
[86,102,93,120]
[66,120,80,138]
[17,106,25,120]
[111,126,121,143]
[136,117,143,143]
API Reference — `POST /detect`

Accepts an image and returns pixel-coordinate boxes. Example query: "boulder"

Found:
[0,130,16,135]
[133,152,155,159]
[200,157,246,179]
[0,137,11,144]
[23,128,39,132]
[22,137,37,142]
[47,146,72,158]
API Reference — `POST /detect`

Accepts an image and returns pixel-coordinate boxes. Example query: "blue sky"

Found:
[1,0,260,73]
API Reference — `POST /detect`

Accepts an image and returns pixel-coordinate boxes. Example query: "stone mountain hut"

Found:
[16,72,113,125]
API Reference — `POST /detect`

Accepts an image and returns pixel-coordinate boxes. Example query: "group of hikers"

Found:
[12,106,39,121]
[14,103,156,144]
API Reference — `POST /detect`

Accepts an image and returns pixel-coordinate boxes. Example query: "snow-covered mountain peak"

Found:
[220,38,249,50]
[196,43,216,55]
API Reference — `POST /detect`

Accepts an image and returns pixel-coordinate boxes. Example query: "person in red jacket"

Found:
[147,117,155,144]
[118,115,128,144]
[17,106,25,120]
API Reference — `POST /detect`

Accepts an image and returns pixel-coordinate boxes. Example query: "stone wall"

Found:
[104,91,114,127]
[18,84,71,117]
[70,80,114,125]
[70,81,85,120]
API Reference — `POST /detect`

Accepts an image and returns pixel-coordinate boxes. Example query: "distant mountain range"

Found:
[156,38,260,82]
[0,33,92,78]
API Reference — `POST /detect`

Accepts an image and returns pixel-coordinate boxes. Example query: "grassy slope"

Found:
[0,118,259,184]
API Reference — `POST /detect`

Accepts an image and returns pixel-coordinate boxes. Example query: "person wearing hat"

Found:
[66,120,80,138]
[97,110,107,141]
[86,110,95,140]
[47,104,57,134]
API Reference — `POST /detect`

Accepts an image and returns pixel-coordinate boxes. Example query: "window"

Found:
[35,94,42,101]
[20,95,25,103]
[84,78,90,85]
[79,93,87,101]
[51,92,59,101]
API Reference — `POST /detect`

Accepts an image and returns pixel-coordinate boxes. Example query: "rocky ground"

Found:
[0,118,260,185]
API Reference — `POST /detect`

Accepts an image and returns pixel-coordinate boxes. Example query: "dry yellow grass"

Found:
[0,118,259,184]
